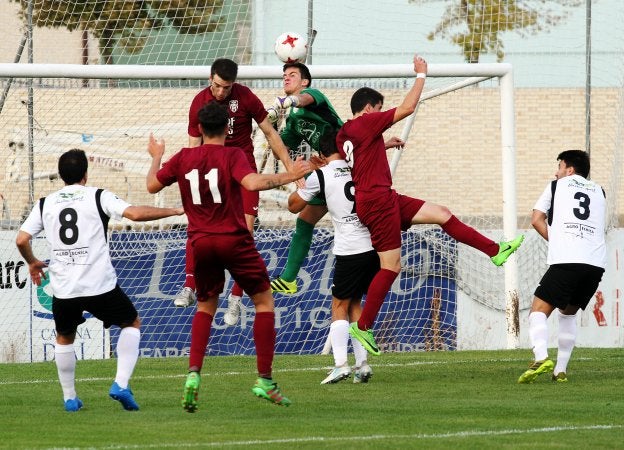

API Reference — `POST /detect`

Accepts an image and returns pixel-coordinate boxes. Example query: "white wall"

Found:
[458,229,624,349]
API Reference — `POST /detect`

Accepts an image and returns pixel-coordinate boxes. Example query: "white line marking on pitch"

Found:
[43,424,623,449]
[0,356,596,386]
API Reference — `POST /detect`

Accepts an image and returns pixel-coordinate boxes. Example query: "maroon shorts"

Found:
[357,191,424,252]
[241,187,260,217]
[191,233,270,300]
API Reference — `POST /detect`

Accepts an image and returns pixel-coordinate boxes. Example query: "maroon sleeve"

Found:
[156,152,180,187]
[360,108,396,136]
[187,91,203,138]
[241,85,269,124]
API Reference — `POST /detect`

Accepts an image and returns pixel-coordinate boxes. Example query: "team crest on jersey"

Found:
[229,100,239,112]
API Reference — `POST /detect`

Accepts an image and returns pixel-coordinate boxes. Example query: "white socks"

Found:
[114,327,141,389]
[55,343,77,401]
[528,311,549,361]
[529,310,578,375]
[55,326,141,400]
[329,320,349,367]
[351,338,368,368]
[555,312,577,375]
[329,319,369,368]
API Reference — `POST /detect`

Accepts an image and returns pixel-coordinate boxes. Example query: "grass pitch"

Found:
[1,348,623,449]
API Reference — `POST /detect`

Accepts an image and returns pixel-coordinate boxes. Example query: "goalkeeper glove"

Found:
[266,107,279,124]
[274,95,299,109]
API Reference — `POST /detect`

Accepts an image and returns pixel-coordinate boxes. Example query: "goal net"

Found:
[0,63,522,361]
[0,0,622,362]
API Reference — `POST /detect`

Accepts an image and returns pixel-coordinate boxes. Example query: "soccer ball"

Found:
[274,32,308,63]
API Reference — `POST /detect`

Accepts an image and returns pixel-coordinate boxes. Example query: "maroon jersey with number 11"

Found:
[156,144,255,241]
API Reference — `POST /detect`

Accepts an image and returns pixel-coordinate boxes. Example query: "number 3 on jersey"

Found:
[185,168,222,204]
[573,191,590,220]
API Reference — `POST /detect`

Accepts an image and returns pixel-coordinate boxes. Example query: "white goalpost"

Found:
[0,62,526,363]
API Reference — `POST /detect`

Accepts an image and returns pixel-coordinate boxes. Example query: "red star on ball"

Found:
[281,34,299,48]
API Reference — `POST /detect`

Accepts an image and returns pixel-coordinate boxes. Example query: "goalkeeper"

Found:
[264,62,343,295]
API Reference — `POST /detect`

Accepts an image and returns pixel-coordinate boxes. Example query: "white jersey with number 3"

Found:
[297,159,373,256]
[533,174,606,268]
[20,184,130,298]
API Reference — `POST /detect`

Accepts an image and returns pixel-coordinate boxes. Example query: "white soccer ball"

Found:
[274,32,308,63]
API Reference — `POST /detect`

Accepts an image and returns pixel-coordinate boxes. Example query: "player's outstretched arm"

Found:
[241,156,311,191]
[258,117,294,172]
[122,205,185,222]
[394,54,427,124]
[266,92,315,124]
[146,133,167,194]
[272,92,315,110]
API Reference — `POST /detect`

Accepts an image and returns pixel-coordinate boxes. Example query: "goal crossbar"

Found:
[0,62,520,349]
[0,63,513,80]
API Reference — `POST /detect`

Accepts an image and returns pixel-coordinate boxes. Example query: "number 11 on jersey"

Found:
[185,168,222,205]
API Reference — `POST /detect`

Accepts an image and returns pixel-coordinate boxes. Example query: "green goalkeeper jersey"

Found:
[280,88,343,158]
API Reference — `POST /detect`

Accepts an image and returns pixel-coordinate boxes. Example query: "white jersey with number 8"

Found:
[20,185,130,298]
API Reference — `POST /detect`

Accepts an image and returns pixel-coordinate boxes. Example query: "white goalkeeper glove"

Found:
[273,95,299,110]
[266,107,279,124]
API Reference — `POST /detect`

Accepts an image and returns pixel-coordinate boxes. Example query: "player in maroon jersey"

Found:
[336,54,524,356]
[147,101,310,410]
[176,58,294,316]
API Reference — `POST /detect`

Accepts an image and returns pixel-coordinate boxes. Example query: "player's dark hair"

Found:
[319,129,339,158]
[58,149,88,185]
[283,62,312,87]
[198,101,230,138]
[350,87,384,115]
[557,149,590,178]
[211,58,238,82]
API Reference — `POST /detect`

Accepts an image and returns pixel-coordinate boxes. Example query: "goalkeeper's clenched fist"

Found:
[267,95,300,124]
[274,95,299,109]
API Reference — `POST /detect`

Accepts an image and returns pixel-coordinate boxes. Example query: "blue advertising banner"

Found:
[110,228,457,357]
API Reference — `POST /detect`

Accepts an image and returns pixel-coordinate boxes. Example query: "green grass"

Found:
[1,348,624,449]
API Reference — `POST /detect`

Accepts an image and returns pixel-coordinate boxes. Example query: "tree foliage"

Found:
[12,0,225,64]
[409,0,584,63]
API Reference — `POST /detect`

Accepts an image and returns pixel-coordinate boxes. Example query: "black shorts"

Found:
[534,263,604,310]
[52,285,138,336]
[332,250,380,300]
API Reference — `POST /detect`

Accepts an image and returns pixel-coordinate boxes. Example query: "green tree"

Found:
[12,0,224,64]
[410,0,584,63]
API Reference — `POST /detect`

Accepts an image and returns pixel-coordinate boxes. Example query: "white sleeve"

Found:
[99,190,131,221]
[533,182,553,213]
[19,204,43,237]
[297,171,321,202]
